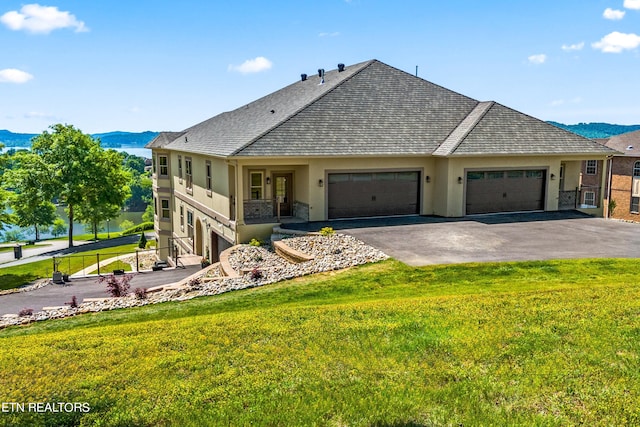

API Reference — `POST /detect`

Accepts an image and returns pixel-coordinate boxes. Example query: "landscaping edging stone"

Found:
[0,234,388,329]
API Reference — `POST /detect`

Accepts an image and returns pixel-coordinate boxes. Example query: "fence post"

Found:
[97,253,100,276]
[136,250,140,272]
[53,256,57,273]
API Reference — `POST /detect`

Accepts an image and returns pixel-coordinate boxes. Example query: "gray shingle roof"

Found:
[156,59,616,158]
[145,131,185,148]
[603,130,640,157]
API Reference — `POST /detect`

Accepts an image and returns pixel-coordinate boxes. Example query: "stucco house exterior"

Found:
[147,59,615,263]
[600,130,640,221]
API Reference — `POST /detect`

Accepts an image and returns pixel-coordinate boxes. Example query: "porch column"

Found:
[235,161,245,225]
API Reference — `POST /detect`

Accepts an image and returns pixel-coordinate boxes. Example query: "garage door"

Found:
[466,170,546,215]
[328,171,420,219]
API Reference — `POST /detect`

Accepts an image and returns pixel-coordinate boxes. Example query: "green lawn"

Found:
[0,242,140,290]
[1,258,639,426]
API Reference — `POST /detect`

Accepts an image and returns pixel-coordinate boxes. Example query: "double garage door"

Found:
[328,171,420,219]
[466,169,546,215]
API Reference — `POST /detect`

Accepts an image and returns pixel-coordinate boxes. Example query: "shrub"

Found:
[119,220,135,231]
[249,238,261,247]
[134,287,147,300]
[98,273,134,297]
[250,267,263,281]
[121,222,154,236]
[18,308,33,317]
[138,232,148,249]
[65,295,78,308]
[319,227,335,236]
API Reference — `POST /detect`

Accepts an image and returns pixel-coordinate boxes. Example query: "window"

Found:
[178,156,183,180]
[160,199,170,219]
[152,156,157,175]
[634,161,640,177]
[153,196,157,215]
[187,210,194,237]
[583,191,595,207]
[180,205,184,229]
[250,171,263,200]
[159,155,168,176]
[586,160,597,175]
[185,157,193,191]
[631,197,639,214]
[206,161,212,192]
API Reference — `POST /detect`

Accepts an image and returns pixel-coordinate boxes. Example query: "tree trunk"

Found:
[68,204,74,248]
[34,224,40,241]
[93,220,98,241]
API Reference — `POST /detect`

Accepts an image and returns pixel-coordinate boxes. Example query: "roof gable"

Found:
[604,129,640,156]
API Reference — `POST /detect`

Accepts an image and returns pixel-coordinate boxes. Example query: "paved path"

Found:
[284,211,640,266]
[0,266,201,316]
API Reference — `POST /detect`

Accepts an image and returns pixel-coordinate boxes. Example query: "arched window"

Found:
[634,161,640,177]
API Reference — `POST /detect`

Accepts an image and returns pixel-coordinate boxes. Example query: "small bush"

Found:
[119,220,135,231]
[250,267,263,281]
[65,295,78,308]
[98,273,134,297]
[134,287,147,300]
[319,227,335,236]
[138,232,148,249]
[18,308,33,317]
[249,238,261,247]
[122,222,154,236]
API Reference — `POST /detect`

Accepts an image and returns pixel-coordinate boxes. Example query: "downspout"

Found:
[606,156,613,218]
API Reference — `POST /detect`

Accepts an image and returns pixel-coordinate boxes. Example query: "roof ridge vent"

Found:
[318,68,325,84]
[338,63,345,72]
[301,73,307,82]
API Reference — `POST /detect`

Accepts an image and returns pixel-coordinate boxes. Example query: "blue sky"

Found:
[2,1,640,134]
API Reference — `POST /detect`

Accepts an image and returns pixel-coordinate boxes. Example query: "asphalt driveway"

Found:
[285,211,640,266]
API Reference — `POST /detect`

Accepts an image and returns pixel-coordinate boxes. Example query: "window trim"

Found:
[180,205,184,231]
[160,198,170,220]
[178,155,183,183]
[631,196,640,214]
[187,210,194,238]
[249,171,264,200]
[206,160,212,195]
[185,157,193,194]
[585,160,597,175]
[583,191,595,207]
[159,155,168,177]
[633,161,640,177]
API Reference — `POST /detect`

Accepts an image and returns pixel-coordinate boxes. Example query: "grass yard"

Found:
[1,258,639,426]
[0,242,140,291]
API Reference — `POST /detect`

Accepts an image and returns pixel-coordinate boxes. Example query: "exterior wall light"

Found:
[266,177,271,185]
[425,175,431,183]
[458,177,463,184]
[550,174,556,180]
[318,179,324,187]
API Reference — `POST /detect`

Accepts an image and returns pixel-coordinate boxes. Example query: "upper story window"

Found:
[159,155,168,176]
[586,160,597,175]
[178,155,183,180]
[206,161,212,192]
[250,171,263,200]
[160,199,170,219]
[185,157,193,191]
[187,210,194,237]
[634,161,640,177]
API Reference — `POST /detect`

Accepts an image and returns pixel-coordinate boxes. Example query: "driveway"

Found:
[284,211,640,266]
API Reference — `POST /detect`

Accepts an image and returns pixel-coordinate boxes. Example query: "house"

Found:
[600,130,640,221]
[146,59,616,263]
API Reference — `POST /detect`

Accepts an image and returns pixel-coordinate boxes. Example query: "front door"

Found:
[273,173,293,217]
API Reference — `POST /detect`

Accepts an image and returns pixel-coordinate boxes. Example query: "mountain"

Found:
[0,130,158,148]
[547,122,640,139]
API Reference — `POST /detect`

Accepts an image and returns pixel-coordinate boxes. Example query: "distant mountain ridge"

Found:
[0,130,158,148]
[1,123,640,147]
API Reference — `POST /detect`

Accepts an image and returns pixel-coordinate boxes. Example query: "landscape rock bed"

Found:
[0,234,388,329]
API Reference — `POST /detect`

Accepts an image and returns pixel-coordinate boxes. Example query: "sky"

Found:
[1,0,640,134]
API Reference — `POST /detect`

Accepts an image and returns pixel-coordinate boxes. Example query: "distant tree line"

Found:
[0,124,152,246]
[547,122,640,139]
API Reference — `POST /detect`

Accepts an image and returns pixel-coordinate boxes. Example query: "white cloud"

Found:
[592,31,640,53]
[0,68,34,83]
[228,56,273,74]
[550,97,582,107]
[0,4,88,34]
[561,42,585,51]
[528,54,547,64]
[624,0,640,10]
[319,31,340,37]
[24,111,55,120]
[603,8,626,20]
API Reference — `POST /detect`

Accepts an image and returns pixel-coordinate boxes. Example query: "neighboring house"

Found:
[600,131,640,221]
[147,59,616,263]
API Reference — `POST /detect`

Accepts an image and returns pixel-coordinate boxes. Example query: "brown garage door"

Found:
[466,170,546,215]
[328,171,420,219]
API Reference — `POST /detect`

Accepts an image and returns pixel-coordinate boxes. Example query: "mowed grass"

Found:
[1,258,640,426]
[0,243,140,291]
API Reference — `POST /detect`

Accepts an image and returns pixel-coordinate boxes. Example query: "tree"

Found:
[52,218,67,237]
[31,124,131,247]
[75,148,131,241]
[4,152,57,241]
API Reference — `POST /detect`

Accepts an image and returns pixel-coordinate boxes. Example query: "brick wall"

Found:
[609,156,640,222]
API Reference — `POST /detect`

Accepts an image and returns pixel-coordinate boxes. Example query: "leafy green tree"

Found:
[126,172,152,211]
[75,148,131,240]
[31,124,130,247]
[4,152,57,241]
[52,217,67,237]
[119,219,134,231]
[142,200,154,223]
